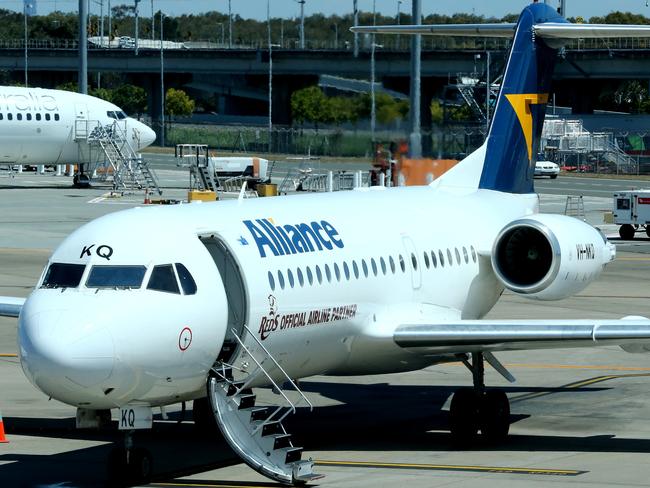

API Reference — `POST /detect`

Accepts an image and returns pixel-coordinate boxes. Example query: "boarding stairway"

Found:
[175,144,217,192]
[80,120,162,194]
[207,324,320,485]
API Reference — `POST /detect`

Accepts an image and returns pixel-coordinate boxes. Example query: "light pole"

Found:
[151,0,154,42]
[297,0,305,49]
[23,1,30,87]
[228,0,232,48]
[396,0,402,48]
[79,0,88,94]
[217,23,225,45]
[134,0,141,55]
[370,42,382,143]
[160,11,165,146]
[353,0,358,57]
[108,0,111,47]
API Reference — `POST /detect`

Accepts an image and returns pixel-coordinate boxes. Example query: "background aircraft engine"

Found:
[491,214,613,301]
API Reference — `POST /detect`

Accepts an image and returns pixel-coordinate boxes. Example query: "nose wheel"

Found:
[106,430,153,485]
[449,352,511,445]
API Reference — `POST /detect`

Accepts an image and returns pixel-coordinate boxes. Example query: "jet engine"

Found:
[491,214,615,301]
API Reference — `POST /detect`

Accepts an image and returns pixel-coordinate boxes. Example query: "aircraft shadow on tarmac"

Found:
[2,381,649,487]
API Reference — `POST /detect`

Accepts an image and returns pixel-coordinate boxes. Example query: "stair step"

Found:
[250,407,274,422]
[227,382,252,396]
[282,446,303,464]
[292,460,322,482]
[261,420,283,436]
[273,433,292,449]
[238,394,256,410]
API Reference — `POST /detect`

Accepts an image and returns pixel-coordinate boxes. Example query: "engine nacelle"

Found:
[491,214,616,301]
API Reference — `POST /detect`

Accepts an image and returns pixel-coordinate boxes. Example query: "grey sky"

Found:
[6,1,650,20]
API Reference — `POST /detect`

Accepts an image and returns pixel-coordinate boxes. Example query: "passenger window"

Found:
[297,268,304,287]
[362,259,369,278]
[371,258,378,276]
[439,250,445,267]
[389,256,396,274]
[41,263,86,289]
[399,254,406,272]
[343,262,350,280]
[411,253,417,270]
[431,250,437,268]
[147,264,180,294]
[306,266,313,285]
[26,113,32,121]
[175,263,197,295]
[471,246,477,263]
[316,265,323,284]
[423,252,430,269]
[87,265,147,289]
[447,249,453,265]
[35,113,41,121]
[334,263,341,281]
[352,260,359,279]
[277,270,285,290]
[380,257,387,275]
[287,269,295,288]
[325,264,332,282]
[455,248,461,265]
[463,247,469,264]
[268,271,275,291]
[0,113,3,120]
[54,114,60,121]
[44,113,50,121]
[17,113,22,121]
[7,113,12,120]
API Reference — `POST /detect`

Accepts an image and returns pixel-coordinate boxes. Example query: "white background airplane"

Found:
[0,86,155,178]
[4,2,650,485]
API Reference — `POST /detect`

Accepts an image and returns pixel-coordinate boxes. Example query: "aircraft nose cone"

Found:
[18,297,115,403]
[138,123,157,150]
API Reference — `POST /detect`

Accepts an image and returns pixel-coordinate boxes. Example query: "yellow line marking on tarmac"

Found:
[315,459,584,476]
[0,353,17,358]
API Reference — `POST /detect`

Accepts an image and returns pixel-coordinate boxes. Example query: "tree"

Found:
[290,86,329,128]
[430,99,444,125]
[112,84,147,116]
[165,88,195,118]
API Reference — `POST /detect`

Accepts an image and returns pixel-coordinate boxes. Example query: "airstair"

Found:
[176,144,217,192]
[564,195,586,221]
[77,120,162,194]
[207,324,320,485]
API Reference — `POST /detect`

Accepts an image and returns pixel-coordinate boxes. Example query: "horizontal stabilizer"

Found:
[352,23,650,40]
[394,319,650,353]
[0,297,25,318]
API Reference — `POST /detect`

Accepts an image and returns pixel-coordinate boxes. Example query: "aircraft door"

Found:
[401,235,422,290]
[74,104,88,119]
[199,235,248,362]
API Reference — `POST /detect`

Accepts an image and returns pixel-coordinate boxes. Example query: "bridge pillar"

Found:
[145,75,165,146]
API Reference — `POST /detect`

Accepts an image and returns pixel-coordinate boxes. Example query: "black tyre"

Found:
[619,224,635,240]
[106,447,128,486]
[645,226,650,238]
[193,397,218,432]
[128,448,153,484]
[550,174,558,179]
[480,390,510,443]
[449,387,480,445]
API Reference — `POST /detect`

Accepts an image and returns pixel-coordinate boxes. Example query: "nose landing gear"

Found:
[449,352,511,445]
[106,430,153,486]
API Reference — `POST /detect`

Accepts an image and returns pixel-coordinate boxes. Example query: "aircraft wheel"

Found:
[645,226,650,238]
[449,387,480,444]
[128,448,153,484]
[619,224,635,240]
[106,447,128,484]
[480,390,510,443]
[193,397,218,432]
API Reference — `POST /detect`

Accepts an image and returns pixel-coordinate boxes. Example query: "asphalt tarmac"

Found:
[2,169,650,487]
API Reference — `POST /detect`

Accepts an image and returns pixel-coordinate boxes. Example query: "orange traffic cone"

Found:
[0,410,8,443]
[144,188,151,205]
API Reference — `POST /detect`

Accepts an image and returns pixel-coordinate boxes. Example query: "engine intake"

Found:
[491,214,614,300]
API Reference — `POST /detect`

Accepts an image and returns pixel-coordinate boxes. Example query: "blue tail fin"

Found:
[478,3,567,194]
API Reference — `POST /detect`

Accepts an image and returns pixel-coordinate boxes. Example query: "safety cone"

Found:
[143,188,151,205]
[0,410,8,443]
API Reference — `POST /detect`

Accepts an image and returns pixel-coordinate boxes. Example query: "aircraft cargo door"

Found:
[402,235,421,290]
[199,235,248,362]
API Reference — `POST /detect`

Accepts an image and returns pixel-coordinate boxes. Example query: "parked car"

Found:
[535,160,560,178]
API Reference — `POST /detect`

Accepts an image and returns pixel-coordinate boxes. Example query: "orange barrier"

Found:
[0,410,8,443]
[398,158,459,186]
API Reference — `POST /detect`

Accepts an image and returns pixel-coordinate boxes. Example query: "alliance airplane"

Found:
[0,86,156,184]
[3,2,650,485]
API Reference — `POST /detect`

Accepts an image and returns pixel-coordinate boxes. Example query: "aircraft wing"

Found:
[394,319,650,354]
[0,297,25,318]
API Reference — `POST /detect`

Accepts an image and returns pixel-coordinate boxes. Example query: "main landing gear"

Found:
[449,352,510,445]
[107,430,153,486]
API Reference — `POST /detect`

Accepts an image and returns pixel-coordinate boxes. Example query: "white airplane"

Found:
[0,86,156,185]
[4,2,650,485]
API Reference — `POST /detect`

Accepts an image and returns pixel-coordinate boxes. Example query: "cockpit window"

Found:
[86,265,147,289]
[107,111,117,119]
[41,263,85,289]
[117,111,127,119]
[175,263,197,295]
[147,264,180,294]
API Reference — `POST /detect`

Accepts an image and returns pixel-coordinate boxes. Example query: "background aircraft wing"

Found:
[394,319,650,354]
[0,297,25,318]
